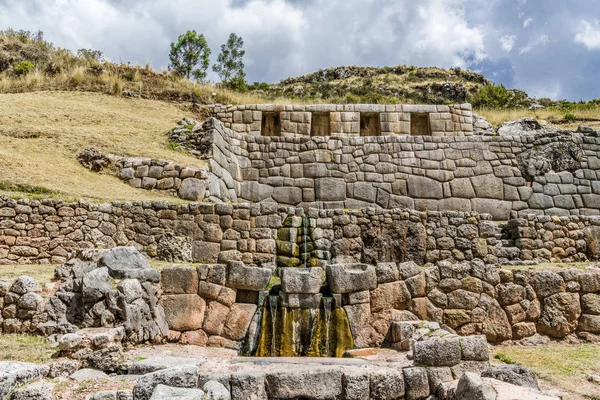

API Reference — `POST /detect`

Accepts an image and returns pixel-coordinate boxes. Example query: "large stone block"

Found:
[272,187,303,205]
[407,176,443,199]
[161,266,199,294]
[160,294,206,331]
[226,261,272,291]
[315,178,347,201]
[326,264,377,294]
[281,267,323,294]
[369,368,405,400]
[536,292,581,338]
[223,303,258,340]
[470,175,503,199]
[413,337,462,367]
[265,368,343,400]
[192,241,220,264]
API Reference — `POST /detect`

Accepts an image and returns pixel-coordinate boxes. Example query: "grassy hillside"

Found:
[0,91,202,201]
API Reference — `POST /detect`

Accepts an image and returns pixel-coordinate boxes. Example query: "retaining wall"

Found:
[2,197,600,266]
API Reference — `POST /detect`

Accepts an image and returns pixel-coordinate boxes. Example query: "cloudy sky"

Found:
[1,0,600,100]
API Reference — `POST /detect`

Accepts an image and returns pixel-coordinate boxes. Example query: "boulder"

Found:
[230,372,267,400]
[226,261,271,291]
[413,337,462,367]
[326,264,377,294]
[160,294,206,331]
[70,368,110,382]
[369,368,405,400]
[482,364,539,390]
[280,267,323,294]
[128,356,205,375]
[97,246,151,279]
[341,370,370,400]
[537,292,581,338]
[203,380,231,400]
[459,335,489,361]
[453,372,497,400]
[530,271,565,298]
[403,367,430,400]
[178,178,206,201]
[9,276,40,295]
[82,267,112,302]
[161,266,199,294]
[375,262,399,283]
[150,384,205,400]
[134,366,200,400]
[11,380,54,400]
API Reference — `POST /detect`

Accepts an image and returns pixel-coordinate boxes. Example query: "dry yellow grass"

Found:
[0,334,56,363]
[0,263,57,285]
[0,91,206,201]
[493,343,600,400]
[476,107,600,130]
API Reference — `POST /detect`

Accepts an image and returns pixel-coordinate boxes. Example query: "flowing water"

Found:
[268,295,279,356]
[322,297,333,355]
[255,296,354,357]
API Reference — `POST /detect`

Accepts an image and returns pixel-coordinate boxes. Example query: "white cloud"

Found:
[523,17,533,27]
[575,19,600,50]
[519,34,548,54]
[500,35,516,52]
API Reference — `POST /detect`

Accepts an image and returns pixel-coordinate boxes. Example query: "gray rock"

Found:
[128,356,205,375]
[17,292,43,310]
[134,366,200,400]
[265,368,343,400]
[58,333,83,352]
[70,368,110,382]
[375,262,399,283]
[150,385,205,400]
[407,175,443,199]
[280,267,323,294]
[90,391,117,400]
[98,247,151,279]
[454,372,497,400]
[179,178,206,201]
[315,178,346,201]
[226,261,271,291]
[459,335,489,361]
[9,276,40,295]
[230,372,266,400]
[203,380,231,400]
[341,370,370,400]
[369,368,405,400]
[117,279,143,303]
[482,364,539,390]
[473,114,494,136]
[82,267,112,302]
[497,118,558,137]
[530,270,565,298]
[326,264,377,294]
[536,292,581,338]
[48,359,81,378]
[398,261,421,280]
[413,337,462,367]
[403,367,430,400]
[11,380,54,400]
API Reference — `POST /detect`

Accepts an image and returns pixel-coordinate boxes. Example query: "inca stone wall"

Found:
[2,197,600,266]
[175,117,599,218]
[209,103,474,137]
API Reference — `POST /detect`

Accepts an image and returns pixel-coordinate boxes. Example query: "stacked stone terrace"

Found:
[209,103,474,137]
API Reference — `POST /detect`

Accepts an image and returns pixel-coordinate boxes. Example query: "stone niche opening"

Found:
[261,112,281,137]
[410,113,431,136]
[311,112,331,136]
[360,113,381,136]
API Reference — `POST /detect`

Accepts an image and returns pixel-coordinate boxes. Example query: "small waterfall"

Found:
[322,297,333,356]
[269,295,279,356]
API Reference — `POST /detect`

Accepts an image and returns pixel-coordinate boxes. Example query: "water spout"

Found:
[322,297,333,356]
[269,295,279,356]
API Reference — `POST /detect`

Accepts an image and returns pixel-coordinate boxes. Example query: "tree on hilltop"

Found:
[212,33,246,88]
[169,30,211,81]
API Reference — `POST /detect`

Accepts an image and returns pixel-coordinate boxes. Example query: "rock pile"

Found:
[0,276,47,334]
[43,247,168,343]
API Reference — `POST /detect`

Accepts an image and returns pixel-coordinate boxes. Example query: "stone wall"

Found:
[1,197,600,265]
[208,103,474,137]
[197,119,596,218]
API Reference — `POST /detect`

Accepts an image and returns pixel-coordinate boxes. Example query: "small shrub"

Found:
[494,352,517,364]
[564,113,577,121]
[470,84,530,108]
[12,61,35,76]
[122,70,135,82]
